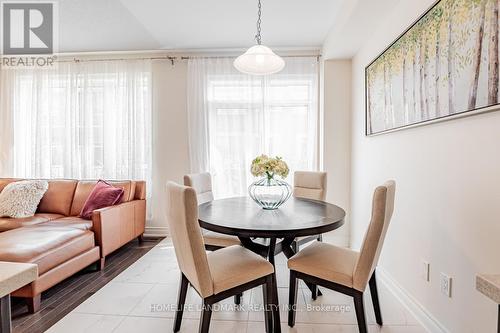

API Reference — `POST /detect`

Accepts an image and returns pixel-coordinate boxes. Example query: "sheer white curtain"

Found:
[0,60,152,184]
[187,57,319,198]
[0,67,14,176]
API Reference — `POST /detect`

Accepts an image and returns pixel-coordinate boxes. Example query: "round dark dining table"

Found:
[198,196,345,252]
[198,196,346,297]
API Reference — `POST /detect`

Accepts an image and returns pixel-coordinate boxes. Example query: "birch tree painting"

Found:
[366,0,500,135]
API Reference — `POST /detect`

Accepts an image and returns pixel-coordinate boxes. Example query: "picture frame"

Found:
[365,0,500,136]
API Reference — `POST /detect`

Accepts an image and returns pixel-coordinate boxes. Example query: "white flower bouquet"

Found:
[250,154,289,180]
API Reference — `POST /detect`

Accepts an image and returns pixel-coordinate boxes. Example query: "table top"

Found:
[0,261,38,298]
[476,274,500,304]
[198,196,345,238]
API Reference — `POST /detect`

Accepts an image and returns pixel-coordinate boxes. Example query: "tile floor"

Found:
[47,239,426,333]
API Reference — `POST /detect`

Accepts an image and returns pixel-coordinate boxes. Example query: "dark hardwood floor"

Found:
[11,237,164,333]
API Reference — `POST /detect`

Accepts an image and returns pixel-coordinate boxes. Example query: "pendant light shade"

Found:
[234,45,285,75]
[234,0,285,75]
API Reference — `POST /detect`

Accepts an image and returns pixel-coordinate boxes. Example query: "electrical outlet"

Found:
[421,261,430,282]
[440,273,452,297]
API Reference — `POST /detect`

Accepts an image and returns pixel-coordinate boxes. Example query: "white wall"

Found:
[325,0,500,331]
[149,60,190,235]
[321,59,352,247]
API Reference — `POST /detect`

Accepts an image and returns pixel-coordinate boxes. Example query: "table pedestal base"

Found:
[238,236,322,298]
[0,295,11,333]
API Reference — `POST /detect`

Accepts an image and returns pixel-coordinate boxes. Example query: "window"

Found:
[5,60,152,184]
[187,57,319,198]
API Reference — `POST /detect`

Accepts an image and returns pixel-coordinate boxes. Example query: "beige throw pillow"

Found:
[0,180,49,218]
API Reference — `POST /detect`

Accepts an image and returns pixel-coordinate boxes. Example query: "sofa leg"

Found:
[27,295,41,313]
[138,234,144,244]
[99,257,106,270]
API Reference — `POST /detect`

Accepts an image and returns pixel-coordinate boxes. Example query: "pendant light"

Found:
[234,0,285,75]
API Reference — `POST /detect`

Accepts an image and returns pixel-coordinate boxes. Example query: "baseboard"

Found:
[144,226,169,237]
[377,267,449,333]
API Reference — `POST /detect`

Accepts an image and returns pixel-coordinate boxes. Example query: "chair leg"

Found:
[353,292,367,333]
[174,273,189,332]
[263,276,272,333]
[369,271,383,325]
[311,284,318,300]
[199,301,212,333]
[234,293,242,305]
[313,235,323,297]
[288,270,298,327]
[269,273,281,333]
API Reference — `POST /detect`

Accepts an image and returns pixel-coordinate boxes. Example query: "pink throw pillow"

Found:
[79,180,124,220]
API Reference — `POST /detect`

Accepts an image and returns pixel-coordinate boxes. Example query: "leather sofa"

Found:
[0,178,146,312]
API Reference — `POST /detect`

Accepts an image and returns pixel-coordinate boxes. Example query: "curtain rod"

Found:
[57,54,321,64]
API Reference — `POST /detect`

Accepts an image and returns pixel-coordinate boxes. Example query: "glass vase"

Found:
[248,176,292,210]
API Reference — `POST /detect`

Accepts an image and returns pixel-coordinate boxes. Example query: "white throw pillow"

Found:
[0,180,49,218]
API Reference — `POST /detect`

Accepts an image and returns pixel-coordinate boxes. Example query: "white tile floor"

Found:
[47,239,426,333]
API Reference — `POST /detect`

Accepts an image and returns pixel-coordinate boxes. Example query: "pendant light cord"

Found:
[255,0,262,45]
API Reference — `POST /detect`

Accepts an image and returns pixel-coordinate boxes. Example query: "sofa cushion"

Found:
[37,180,78,216]
[35,213,65,221]
[0,216,49,232]
[0,180,49,218]
[41,217,93,230]
[0,226,95,275]
[70,180,135,216]
[134,181,146,200]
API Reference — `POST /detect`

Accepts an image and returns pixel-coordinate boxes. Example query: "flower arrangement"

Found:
[250,154,289,180]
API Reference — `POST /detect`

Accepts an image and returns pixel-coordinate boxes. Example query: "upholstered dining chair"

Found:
[184,172,244,305]
[287,180,396,333]
[291,171,327,253]
[166,182,280,333]
[183,173,241,251]
[291,171,328,300]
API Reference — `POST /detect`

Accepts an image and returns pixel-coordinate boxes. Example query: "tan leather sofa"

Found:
[0,178,146,312]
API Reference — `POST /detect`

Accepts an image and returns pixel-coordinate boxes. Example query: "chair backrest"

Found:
[352,180,396,291]
[293,171,327,201]
[165,182,214,297]
[183,173,214,205]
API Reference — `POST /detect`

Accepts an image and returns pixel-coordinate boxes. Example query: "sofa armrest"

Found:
[92,199,146,259]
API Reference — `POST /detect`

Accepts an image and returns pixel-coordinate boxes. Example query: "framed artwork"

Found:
[366,0,500,135]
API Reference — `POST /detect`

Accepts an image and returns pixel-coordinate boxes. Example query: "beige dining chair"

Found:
[293,171,327,202]
[287,180,396,333]
[291,171,327,274]
[166,182,280,333]
[184,172,244,304]
[292,171,328,300]
[183,172,241,251]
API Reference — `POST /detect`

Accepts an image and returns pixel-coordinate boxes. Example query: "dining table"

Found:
[197,195,346,325]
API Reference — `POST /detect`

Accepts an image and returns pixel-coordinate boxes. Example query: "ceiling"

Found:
[58,0,344,52]
[322,0,401,59]
[57,0,397,57]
